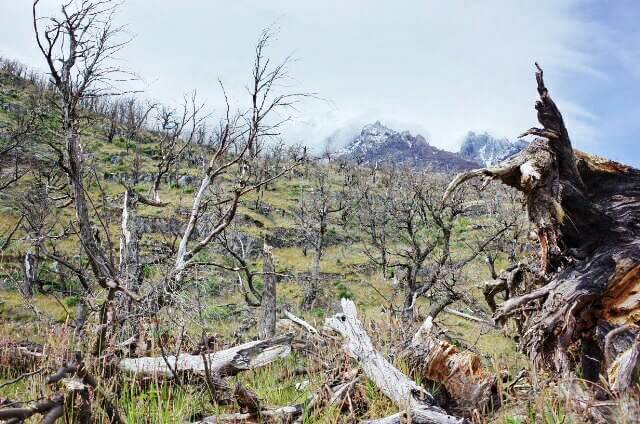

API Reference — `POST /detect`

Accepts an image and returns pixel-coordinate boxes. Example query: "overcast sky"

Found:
[1,0,639,166]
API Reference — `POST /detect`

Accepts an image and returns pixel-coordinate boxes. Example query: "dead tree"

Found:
[150,94,204,202]
[357,170,395,279]
[259,241,277,338]
[468,184,529,278]
[294,166,348,310]
[362,172,467,321]
[445,63,640,398]
[32,0,135,287]
[138,29,307,316]
[32,0,304,354]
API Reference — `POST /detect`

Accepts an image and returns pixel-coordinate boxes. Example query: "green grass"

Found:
[0,62,563,424]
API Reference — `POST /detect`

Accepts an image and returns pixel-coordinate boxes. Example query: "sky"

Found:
[1,0,639,166]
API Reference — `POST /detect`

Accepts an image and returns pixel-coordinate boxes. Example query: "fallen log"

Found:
[361,408,470,424]
[325,299,467,424]
[404,316,497,413]
[119,335,292,377]
[192,405,303,423]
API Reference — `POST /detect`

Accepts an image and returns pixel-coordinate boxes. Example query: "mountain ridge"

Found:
[459,131,528,166]
[337,121,479,171]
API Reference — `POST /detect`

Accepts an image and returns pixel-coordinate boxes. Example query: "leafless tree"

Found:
[149,94,203,202]
[357,170,481,321]
[357,169,396,279]
[468,184,529,279]
[294,165,348,310]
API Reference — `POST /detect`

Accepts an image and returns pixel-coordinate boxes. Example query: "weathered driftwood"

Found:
[404,317,497,412]
[325,299,466,424]
[361,408,469,424]
[442,307,496,328]
[119,335,292,377]
[283,309,320,335]
[444,63,640,390]
[192,405,303,423]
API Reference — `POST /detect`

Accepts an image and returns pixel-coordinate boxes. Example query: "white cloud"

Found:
[0,0,631,155]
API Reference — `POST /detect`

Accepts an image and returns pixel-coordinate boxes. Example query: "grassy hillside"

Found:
[0,63,586,424]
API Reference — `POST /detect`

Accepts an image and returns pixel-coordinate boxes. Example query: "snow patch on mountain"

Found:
[459,131,528,166]
[338,121,478,171]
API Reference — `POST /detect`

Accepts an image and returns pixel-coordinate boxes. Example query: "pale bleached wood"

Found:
[283,309,319,335]
[442,307,496,328]
[119,335,292,377]
[193,405,303,423]
[361,407,467,424]
[325,299,466,424]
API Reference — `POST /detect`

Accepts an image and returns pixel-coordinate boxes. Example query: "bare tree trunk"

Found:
[445,63,640,392]
[402,269,417,321]
[259,244,276,339]
[302,232,323,310]
[151,175,162,203]
[22,247,37,297]
[116,188,142,351]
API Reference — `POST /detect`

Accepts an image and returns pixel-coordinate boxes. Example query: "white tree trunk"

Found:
[119,335,292,377]
[192,405,303,423]
[325,299,466,424]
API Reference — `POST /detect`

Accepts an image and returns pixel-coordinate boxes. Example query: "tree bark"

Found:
[445,63,640,388]
[22,248,37,297]
[402,268,417,322]
[403,317,497,413]
[118,335,292,378]
[259,243,277,338]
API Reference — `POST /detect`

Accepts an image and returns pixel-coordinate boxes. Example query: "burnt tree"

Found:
[445,63,640,395]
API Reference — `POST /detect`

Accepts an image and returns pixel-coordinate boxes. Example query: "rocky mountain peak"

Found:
[339,122,477,171]
[459,131,528,166]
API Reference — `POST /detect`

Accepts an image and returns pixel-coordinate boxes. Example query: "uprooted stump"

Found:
[325,298,468,424]
[444,63,640,403]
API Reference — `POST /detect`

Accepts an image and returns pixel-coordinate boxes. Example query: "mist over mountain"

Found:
[337,121,478,171]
